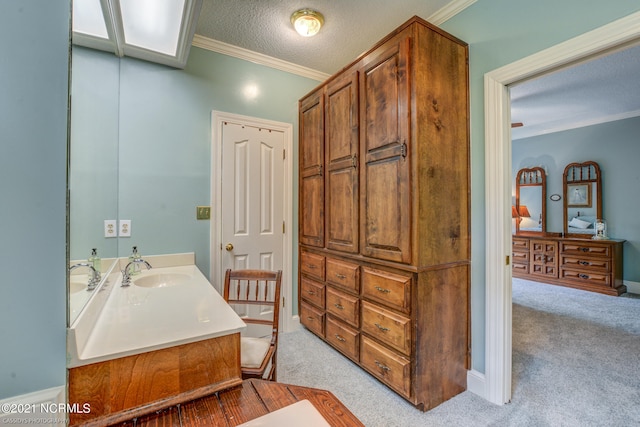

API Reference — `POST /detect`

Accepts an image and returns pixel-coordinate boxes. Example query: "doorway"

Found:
[483,11,640,405]
[211,111,294,332]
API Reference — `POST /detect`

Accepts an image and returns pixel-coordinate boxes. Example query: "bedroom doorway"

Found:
[483,11,640,406]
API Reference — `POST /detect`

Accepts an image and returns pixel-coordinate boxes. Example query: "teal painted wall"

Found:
[0,1,69,398]
[440,0,640,373]
[513,116,640,282]
[71,46,319,306]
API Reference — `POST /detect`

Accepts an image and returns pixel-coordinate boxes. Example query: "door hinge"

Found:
[506,255,510,266]
[282,297,285,308]
[283,148,286,160]
[283,221,285,234]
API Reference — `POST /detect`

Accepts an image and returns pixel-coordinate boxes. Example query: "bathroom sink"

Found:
[70,276,89,294]
[133,273,191,288]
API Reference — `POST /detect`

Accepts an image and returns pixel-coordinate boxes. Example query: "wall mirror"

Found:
[68,48,120,324]
[515,167,546,234]
[563,161,602,237]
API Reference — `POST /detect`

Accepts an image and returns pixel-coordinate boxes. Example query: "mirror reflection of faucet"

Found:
[121,249,152,287]
[69,263,100,291]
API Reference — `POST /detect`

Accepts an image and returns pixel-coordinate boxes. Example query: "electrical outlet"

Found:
[119,220,131,237]
[104,220,117,238]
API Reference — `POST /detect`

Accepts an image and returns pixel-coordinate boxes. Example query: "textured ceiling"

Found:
[511,43,640,140]
[193,1,640,140]
[195,0,453,74]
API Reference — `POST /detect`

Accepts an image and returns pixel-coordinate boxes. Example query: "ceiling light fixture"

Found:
[291,9,324,37]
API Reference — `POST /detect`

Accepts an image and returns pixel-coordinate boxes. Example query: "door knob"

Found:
[225,243,234,251]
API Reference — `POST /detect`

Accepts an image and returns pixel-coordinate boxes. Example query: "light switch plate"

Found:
[119,220,131,237]
[197,206,211,220]
[104,220,117,238]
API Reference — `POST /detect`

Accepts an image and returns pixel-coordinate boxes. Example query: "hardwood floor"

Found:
[109,379,364,427]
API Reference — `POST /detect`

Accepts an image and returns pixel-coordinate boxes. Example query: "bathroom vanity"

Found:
[67,253,246,426]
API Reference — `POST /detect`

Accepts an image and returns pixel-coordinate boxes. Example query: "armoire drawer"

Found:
[361,336,411,398]
[326,316,360,362]
[512,250,529,264]
[300,277,325,309]
[362,267,411,314]
[512,262,529,275]
[300,251,326,281]
[326,258,360,293]
[300,301,325,337]
[326,286,359,327]
[361,301,411,355]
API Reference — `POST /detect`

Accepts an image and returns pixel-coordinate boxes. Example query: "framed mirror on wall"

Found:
[514,166,546,234]
[563,161,602,237]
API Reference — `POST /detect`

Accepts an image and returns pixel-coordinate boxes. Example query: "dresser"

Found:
[512,234,626,296]
[298,17,470,411]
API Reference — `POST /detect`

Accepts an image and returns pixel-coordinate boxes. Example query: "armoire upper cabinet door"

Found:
[326,70,359,253]
[359,36,411,264]
[299,89,325,247]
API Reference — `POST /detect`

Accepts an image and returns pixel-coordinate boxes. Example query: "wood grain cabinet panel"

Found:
[299,89,325,248]
[326,71,360,254]
[298,17,470,411]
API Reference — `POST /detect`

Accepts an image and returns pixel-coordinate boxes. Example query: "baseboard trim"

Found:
[467,369,486,399]
[624,280,640,294]
[0,386,65,426]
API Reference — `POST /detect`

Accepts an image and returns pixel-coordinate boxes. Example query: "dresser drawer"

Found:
[362,267,411,313]
[300,301,325,337]
[512,250,529,264]
[560,269,611,287]
[300,251,325,280]
[512,238,530,250]
[512,262,529,275]
[361,335,411,398]
[326,286,359,327]
[300,277,325,309]
[326,258,360,293]
[560,242,611,258]
[561,256,610,273]
[326,316,359,362]
[361,301,411,355]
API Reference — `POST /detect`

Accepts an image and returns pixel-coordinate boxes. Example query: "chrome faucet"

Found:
[69,263,100,291]
[121,259,152,286]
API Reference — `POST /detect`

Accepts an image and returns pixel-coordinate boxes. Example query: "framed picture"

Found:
[567,183,591,207]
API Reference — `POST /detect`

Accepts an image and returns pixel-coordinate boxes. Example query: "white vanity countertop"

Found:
[68,259,246,367]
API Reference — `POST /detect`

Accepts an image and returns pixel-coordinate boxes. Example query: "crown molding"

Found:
[428,0,477,25]
[192,35,330,82]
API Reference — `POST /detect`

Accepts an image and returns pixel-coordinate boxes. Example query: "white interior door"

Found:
[220,121,284,325]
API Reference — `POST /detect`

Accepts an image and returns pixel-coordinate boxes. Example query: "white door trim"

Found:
[483,10,640,405]
[211,111,294,332]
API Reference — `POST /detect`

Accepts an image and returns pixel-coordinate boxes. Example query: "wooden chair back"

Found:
[223,269,282,380]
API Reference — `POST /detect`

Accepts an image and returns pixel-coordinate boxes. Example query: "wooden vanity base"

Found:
[68,333,242,426]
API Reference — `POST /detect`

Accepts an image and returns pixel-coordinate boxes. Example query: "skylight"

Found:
[72,0,202,68]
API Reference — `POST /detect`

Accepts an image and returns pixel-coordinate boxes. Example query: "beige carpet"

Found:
[278,279,640,426]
